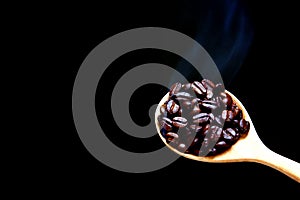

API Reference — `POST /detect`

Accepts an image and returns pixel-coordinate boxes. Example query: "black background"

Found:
[33,0,300,196]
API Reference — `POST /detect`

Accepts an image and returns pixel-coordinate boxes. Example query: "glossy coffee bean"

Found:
[173,116,188,128]
[193,113,210,124]
[167,99,180,114]
[222,110,234,121]
[193,112,209,119]
[226,128,237,137]
[176,92,192,98]
[192,81,207,95]
[216,141,228,148]
[239,119,250,134]
[162,117,173,131]
[222,130,234,141]
[201,100,218,110]
[222,93,233,108]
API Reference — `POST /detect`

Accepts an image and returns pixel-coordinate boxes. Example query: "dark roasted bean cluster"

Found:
[158,79,250,156]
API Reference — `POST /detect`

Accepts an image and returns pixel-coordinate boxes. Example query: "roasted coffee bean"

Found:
[175,92,193,101]
[192,81,207,95]
[239,119,250,134]
[162,123,173,132]
[167,99,180,114]
[201,100,218,110]
[222,93,233,109]
[222,130,234,141]
[173,116,188,128]
[176,92,192,98]
[226,128,237,137]
[162,117,173,127]
[222,110,234,121]
[169,82,182,96]
[216,141,229,148]
[234,132,240,140]
[193,113,209,119]
[193,113,210,124]
[162,117,173,131]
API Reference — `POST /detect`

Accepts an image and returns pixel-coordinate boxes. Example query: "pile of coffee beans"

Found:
[158,79,250,156]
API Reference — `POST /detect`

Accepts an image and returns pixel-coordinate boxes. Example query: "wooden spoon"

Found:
[155,90,300,182]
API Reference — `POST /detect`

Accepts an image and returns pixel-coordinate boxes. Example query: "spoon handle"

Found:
[254,146,300,183]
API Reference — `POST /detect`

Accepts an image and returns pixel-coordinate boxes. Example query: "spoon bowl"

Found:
[155,90,300,182]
